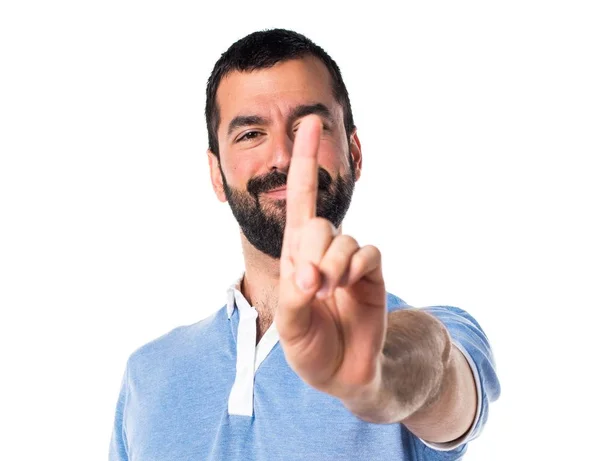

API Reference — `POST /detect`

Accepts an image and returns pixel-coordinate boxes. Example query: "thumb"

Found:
[276,257,321,343]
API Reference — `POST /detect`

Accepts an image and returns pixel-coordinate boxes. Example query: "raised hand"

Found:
[275,115,387,402]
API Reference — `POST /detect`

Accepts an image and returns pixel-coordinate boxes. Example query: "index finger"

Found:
[285,115,323,231]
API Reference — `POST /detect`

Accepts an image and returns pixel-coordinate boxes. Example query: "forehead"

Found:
[216,56,340,130]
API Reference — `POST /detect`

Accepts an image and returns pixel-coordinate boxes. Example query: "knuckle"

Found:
[337,234,359,250]
[307,217,335,234]
[323,250,348,272]
[354,252,368,270]
[367,245,382,261]
[354,245,379,269]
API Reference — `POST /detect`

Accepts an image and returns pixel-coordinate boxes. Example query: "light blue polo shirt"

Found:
[109,280,500,460]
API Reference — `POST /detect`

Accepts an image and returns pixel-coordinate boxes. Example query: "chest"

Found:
[126,353,409,461]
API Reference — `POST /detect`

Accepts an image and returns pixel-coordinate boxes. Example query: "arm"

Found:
[274,117,495,447]
[341,308,477,444]
[109,365,130,461]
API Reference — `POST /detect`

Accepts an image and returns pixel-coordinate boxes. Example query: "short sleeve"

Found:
[416,305,501,453]
[109,363,130,461]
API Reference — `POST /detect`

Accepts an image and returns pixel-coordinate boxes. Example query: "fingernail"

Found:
[295,264,314,292]
[316,284,329,299]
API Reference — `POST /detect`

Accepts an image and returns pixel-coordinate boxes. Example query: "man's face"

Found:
[208,56,362,259]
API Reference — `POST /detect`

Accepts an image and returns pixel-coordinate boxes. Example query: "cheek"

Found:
[221,156,262,190]
[317,141,348,175]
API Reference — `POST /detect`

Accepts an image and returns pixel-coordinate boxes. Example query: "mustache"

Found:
[247,169,332,197]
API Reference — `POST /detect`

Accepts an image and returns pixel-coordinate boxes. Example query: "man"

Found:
[109,29,500,460]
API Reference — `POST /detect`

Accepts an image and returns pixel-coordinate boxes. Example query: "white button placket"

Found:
[227,292,258,417]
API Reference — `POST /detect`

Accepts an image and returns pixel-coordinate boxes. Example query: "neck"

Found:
[236,224,343,342]
[239,232,280,342]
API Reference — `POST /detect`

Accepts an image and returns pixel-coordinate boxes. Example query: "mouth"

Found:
[263,187,287,199]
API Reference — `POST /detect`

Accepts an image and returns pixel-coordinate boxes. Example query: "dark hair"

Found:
[205,28,355,157]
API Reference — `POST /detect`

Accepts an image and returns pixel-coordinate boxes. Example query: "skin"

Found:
[208,56,362,338]
[207,56,477,444]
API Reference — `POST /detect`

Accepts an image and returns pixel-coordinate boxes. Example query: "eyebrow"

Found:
[227,115,268,137]
[226,103,335,138]
[289,103,335,126]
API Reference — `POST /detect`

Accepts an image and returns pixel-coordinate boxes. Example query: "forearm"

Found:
[342,309,477,443]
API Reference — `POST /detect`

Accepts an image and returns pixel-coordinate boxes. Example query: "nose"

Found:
[269,130,294,172]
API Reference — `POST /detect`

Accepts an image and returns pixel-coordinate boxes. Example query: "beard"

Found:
[221,158,355,259]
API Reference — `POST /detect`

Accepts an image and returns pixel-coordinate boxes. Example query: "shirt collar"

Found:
[226,272,248,319]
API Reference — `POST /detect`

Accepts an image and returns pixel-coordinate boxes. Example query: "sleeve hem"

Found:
[418,340,483,452]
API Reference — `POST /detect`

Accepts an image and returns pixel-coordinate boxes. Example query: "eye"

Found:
[237,131,262,143]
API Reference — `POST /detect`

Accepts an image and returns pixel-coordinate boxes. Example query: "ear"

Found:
[207,149,227,203]
[349,129,363,181]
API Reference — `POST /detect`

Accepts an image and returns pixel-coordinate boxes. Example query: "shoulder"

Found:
[385,294,486,337]
[385,292,409,312]
[419,305,491,345]
[125,306,227,376]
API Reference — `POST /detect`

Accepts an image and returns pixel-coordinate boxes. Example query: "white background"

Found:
[1,1,598,459]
